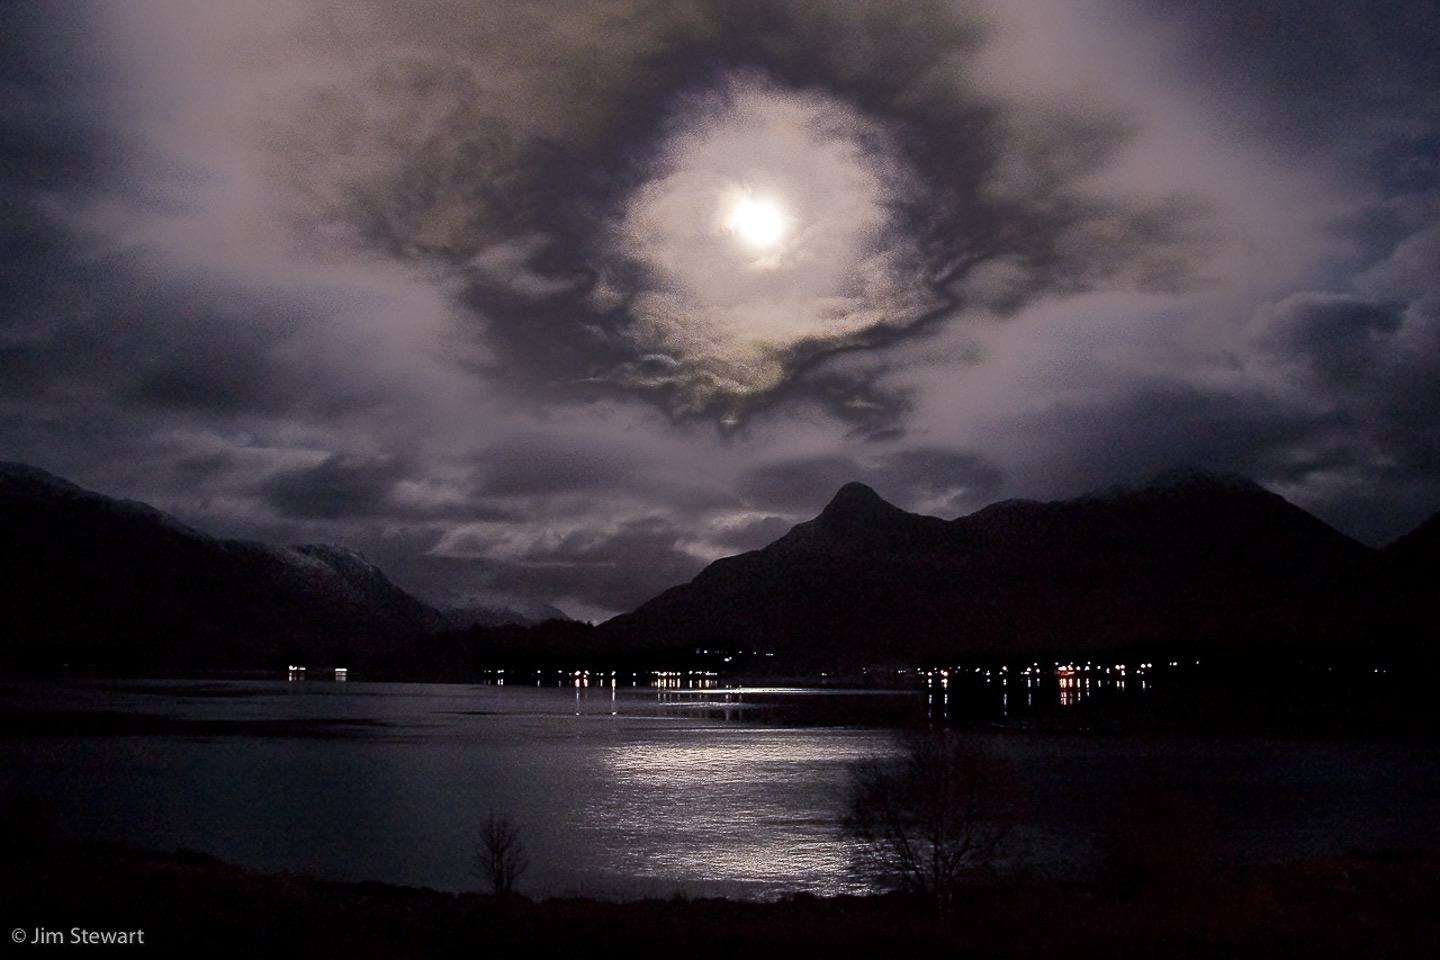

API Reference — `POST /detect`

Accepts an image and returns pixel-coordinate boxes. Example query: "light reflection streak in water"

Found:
[6,680,1435,900]
[924,662,1159,720]
[584,730,895,896]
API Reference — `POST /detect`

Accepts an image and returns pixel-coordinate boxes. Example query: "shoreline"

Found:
[5,839,1439,957]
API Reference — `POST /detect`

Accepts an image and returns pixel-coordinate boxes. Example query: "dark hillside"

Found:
[606,469,1380,670]
[0,462,438,673]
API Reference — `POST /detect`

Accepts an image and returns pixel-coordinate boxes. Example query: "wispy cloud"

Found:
[2,0,1436,616]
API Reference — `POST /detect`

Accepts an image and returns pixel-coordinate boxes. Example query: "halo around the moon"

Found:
[597,73,942,418]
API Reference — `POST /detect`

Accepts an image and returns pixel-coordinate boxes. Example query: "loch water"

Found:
[2,679,1437,900]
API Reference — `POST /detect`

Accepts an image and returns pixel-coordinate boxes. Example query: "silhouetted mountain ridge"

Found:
[778,481,954,554]
[1380,508,1440,641]
[607,468,1421,670]
[3,462,1433,676]
[1384,509,1440,566]
[0,462,542,673]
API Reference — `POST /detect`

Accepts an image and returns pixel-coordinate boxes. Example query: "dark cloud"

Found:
[121,291,314,416]
[1124,0,1440,148]
[474,435,638,497]
[705,513,795,552]
[1005,384,1345,497]
[1253,294,1406,389]
[0,4,113,197]
[169,450,239,488]
[735,455,860,512]
[270,0,1216,428]
[1238,215,1440,527]
[1,7,125,404]
[0,248,386,428]
[2,0,1437,617]
[934,262,1440,544]
[871,448,1005,515]
[258,454,407,520]
[736,447,1004,517]
[432,512,706,615]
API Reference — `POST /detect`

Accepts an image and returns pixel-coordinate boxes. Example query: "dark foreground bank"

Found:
[4,840,1438,959]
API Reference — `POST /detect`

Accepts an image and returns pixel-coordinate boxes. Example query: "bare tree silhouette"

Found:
[845,727,1023,916]
[474,811,529,898]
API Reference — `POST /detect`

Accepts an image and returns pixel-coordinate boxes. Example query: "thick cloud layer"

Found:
[3,0,1437,617]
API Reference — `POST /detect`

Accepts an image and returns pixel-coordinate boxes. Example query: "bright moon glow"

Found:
[727,197,786,248]
[603,75,939,413]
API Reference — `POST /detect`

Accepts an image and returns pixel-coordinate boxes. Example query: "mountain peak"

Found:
[617,464,1381,669]
[1088,466,1269,503]
[818,482,895,521]
[1144,466,1266,495]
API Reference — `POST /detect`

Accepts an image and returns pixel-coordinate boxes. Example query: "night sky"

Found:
[3,1,1438,620]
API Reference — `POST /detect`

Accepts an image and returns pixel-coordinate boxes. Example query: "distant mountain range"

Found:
[2,461,1433,676]
[605,468,1434,670]
[0,462,555,674]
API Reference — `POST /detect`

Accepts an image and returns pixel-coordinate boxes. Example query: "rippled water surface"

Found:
[1,681,908,899]
[3,679,1437,899]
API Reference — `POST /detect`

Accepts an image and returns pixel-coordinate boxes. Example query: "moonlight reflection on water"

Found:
[588,729,892,895]
[3,680,1437,900]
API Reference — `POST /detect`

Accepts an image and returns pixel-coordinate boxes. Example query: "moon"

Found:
[726,196,787,249]
[600,74,938,414]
